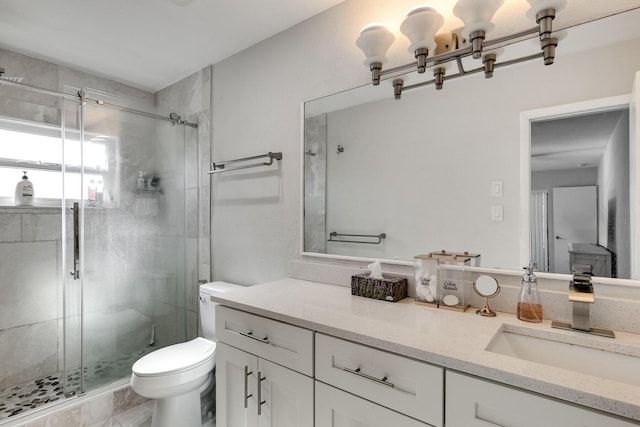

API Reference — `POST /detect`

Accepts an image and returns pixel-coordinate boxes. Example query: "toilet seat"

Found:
[132,337,216,377]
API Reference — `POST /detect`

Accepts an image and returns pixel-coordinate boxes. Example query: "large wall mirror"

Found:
[303,8,640,281]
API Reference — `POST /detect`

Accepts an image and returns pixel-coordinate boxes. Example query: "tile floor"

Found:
[0,349,150,422]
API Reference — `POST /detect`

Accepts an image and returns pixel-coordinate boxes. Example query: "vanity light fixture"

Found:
[356,0,566,99]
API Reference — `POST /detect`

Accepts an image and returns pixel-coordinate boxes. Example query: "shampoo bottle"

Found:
[517,262,543,323]
[15,171,34,206]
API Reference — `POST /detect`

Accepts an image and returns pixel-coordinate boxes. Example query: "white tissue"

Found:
[367,260,384,279]
[416,273,438,302]
[428,274,438,298]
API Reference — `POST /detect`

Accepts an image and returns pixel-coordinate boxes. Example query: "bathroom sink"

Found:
[486,324,640,386]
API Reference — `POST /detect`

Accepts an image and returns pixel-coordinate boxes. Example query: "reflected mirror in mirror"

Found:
[530,108,630,278]
[473,275,500,317]
[303,8,640,281]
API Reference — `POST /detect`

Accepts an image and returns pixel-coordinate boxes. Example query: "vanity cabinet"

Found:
[215,290,638,427]
[315,333,443,427]
[446,371,637,427]
[215,306,314,427]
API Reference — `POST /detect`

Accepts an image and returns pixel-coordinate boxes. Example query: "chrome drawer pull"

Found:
[236,330,270,344]
[342,367,395,388]
[244,366,253,409]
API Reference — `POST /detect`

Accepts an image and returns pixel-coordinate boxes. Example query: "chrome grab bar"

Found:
[209,152,282,174]
[244,365,253,409]
[69,202,80,280]
[328,231,386,245]
[342,367,395,388]
[236,330,270,345]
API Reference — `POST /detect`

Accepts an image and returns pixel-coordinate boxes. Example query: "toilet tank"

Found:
[199,281,245,340]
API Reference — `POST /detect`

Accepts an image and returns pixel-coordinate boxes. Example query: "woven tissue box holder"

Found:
[351,273,408,302]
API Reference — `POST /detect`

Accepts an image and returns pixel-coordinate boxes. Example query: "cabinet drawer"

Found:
[315,333,443,427]
[446,371,638,427]
[315,381,429,427]
[216,306,314,376]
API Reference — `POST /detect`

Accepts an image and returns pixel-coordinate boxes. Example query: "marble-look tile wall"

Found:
[0,208,60,390]
[304,115,327,254]
[155,66,212,338]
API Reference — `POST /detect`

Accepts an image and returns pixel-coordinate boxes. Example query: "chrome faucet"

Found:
[568,265,594,331]
[551,265,615,338]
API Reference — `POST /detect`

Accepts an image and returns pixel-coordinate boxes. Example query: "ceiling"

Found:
[531,109,628,172]
[0,0,345,92]
[1,0,639,94]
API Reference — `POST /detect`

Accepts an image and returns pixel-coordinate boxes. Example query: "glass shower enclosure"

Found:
[0,82,191,421]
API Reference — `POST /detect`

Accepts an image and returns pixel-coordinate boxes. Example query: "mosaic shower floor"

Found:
[0,349,149,420]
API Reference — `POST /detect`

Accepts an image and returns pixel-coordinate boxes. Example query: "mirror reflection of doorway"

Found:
[552,186,597,273]
[530,107,629,278]
[530,190,548,272]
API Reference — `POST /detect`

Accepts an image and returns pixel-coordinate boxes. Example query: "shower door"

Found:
[0,80,189,422]
[76,89,188,391]
[0,85,84,417]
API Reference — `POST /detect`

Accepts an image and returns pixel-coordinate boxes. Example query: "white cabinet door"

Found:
[446,371,638,427]
[257,358,314,427]
[217,342,314,427]
[315,381,430,427]
[216,342,259,427]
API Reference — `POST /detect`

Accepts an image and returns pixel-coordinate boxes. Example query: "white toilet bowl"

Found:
[130,281,244,427]
[131,337,215,427]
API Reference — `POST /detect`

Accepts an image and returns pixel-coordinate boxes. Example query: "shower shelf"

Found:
[209,151,282,174]
[135,188,163,195]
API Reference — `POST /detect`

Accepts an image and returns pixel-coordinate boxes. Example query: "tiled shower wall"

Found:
[0,208,159,391]
[303,115,327,254]
[156,66,213,338]
[0,208,60,390]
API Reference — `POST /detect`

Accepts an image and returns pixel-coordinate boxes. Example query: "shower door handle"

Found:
[70,202,80,280]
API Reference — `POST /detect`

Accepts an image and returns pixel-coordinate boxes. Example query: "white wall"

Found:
[211,2,640,284]
[598,112,631,277]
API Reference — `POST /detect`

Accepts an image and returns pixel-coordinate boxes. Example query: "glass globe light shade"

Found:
[453,0,505,38]
[400,6,444,54]
[355,24,395,66]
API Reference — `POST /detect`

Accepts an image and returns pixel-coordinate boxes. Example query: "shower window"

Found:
[0,117,113,206]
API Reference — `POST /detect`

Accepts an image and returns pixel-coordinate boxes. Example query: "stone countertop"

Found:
[212,278,640,422]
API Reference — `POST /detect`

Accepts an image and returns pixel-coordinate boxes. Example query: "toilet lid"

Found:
[132,337,216,377]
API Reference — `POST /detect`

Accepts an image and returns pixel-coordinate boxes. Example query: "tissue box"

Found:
[351,273,408,302]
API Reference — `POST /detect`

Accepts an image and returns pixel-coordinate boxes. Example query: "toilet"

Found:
[130,281,243,427]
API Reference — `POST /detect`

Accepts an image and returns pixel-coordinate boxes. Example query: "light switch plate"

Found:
[491,205,503,222]
[491,181,503,197]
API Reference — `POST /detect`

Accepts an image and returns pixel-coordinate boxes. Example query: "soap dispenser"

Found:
[517,262,543,323]
[15,170,34,206]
